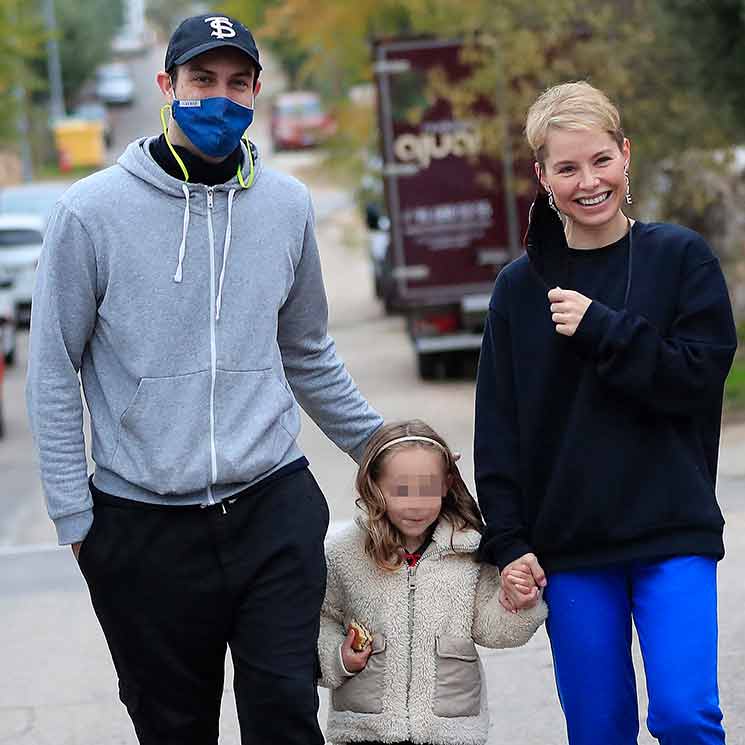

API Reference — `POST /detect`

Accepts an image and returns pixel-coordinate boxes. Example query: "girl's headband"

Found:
[372,435,449,461]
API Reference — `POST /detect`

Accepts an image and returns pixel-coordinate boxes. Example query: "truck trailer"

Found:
[370,37,532,378]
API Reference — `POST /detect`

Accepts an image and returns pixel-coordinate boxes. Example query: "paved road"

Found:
[2,39,745,745]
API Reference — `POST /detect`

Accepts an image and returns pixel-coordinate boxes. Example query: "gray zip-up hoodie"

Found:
[26,137,383,545]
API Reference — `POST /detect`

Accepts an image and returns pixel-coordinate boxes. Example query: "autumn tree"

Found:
[217,0,743,274]
[230,0,734,193]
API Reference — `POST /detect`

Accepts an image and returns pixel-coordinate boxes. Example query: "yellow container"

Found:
[53,119,105,169]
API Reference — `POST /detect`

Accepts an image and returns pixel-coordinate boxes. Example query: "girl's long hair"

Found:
[355,420,483,572]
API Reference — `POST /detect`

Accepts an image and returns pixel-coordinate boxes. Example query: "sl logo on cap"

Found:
[205,16,236,40]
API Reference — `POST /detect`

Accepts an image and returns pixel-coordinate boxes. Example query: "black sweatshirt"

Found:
[475,194,738,573]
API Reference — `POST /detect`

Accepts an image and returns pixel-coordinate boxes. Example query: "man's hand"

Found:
[499,552,547,611]
[341,627,371,673]
[548,287,592,337]
[71,542,82,561]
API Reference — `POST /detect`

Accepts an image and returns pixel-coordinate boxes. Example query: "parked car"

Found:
[0,272,10,438]
[0,269,16,365]
[72,100,114,147]
[95,63,135,105]
[0,340,5,439]
[270,91,336,151]
[0,214,45,327]
[111,28,152,56]
[0,181,69,228]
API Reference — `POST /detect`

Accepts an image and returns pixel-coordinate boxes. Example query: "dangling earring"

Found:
[547,186,561,215]
[624,164,633,205]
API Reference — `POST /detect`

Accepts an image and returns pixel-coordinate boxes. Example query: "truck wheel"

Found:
[417,352,434,379]
[374,273,383,300]
[5,346,14,366]
[417,351,445,380]
[443,352,463,379]
[383,289,397,316]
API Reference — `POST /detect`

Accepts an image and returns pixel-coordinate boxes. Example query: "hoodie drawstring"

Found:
[215,188,235,321]
[173,183,191,283]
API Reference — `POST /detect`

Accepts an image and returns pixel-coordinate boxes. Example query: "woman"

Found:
[474,81,737,745]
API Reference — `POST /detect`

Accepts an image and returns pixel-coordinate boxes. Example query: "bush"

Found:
[652,147,745,319]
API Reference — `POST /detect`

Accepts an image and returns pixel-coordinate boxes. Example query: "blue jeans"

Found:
[544,555,724,745]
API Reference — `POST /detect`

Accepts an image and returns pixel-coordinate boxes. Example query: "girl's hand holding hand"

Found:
[341,627,372,673]
[499,554,545,612]
[499,568,540,612]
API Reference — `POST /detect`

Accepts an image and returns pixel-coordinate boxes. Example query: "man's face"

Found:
[171,46,261,107]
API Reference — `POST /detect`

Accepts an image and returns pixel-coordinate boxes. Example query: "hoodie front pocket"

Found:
[332,633,386,715]
[111,371,211,494]
[214,369,299,484]
[433,635,481,718]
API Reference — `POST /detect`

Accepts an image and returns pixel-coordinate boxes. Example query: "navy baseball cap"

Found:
[165,14,262,73]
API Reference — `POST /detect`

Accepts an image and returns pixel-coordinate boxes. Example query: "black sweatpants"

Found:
[78,468,329,745]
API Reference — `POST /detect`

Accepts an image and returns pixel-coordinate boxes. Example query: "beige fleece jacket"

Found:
[317,519,548,745]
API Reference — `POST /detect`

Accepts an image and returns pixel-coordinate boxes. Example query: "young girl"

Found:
[475,81,737,745]
[317,420,547,745]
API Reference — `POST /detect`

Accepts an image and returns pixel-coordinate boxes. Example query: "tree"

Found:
[146,0,194,38]
[40,0,124,106]
[244,0,737,197]
[216,0,309,87]
[658,0,745,141]
[0,0,45,145]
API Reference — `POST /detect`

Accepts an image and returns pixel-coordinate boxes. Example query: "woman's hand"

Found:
[341,627,372,673]
[548,287,592,336]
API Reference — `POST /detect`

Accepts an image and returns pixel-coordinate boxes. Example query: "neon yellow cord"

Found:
[237,135,254,189]
[160,104,190,182]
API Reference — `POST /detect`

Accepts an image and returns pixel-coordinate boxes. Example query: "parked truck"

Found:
[368,37,532,378]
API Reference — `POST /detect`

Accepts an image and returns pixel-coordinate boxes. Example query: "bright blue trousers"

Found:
[544,556,725,745]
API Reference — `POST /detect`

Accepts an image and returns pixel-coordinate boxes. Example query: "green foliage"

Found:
[725,359,745,410]
[0,0,45,144]
[217,0,309,87]
[658,0,745,142]
[240,1,738,196]
[31,0,125,106]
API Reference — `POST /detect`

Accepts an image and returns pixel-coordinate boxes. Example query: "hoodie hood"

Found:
[117,136,263,198]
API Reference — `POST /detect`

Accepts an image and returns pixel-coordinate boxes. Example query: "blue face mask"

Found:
[171,96,254,158]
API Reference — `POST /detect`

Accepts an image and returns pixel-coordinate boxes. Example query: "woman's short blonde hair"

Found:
[525,81,624,169]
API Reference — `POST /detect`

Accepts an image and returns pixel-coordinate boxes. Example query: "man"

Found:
[27,14,383,745]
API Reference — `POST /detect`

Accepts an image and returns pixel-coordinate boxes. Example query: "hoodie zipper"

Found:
[206,186,217,503]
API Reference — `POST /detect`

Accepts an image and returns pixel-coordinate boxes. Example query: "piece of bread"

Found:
[348,620,373,651]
